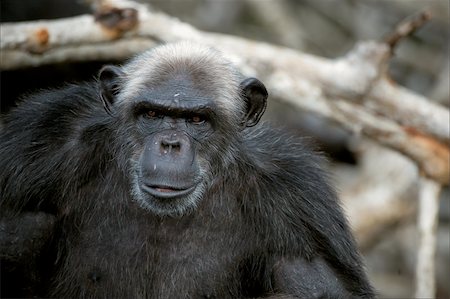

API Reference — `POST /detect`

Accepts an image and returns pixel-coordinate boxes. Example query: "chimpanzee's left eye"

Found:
[190,115,206,125]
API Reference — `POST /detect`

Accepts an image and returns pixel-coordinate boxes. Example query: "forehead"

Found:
[118,42,243,114]
[133,74,215,107]
[136,65,221,99]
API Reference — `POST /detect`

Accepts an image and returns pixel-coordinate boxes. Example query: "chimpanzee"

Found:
[0,42,374,298]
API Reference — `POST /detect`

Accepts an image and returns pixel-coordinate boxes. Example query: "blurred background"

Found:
[1,0,449,298]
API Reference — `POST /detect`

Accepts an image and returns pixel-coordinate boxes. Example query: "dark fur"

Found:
[0,44,374,298]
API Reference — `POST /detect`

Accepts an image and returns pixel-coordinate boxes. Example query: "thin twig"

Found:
[384,10,432,50]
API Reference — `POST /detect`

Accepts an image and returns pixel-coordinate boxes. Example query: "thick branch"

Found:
[0,3,448,183]
[267,71,449,184]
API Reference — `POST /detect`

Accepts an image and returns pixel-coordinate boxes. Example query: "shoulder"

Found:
[238,123,343,249]
[242,123,329,183]
[0,82,105,210]
[1,82,103,141]
[0,82,106,176]
[3,83,100,123]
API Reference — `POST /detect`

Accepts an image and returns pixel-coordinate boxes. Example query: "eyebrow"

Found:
[133,101,217,118]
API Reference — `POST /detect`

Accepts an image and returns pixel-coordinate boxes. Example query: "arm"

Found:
[0,85,97,296]
[271,257,354,299]
[243,126,375,298]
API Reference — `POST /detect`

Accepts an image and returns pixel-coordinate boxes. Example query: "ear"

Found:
[98,65,124,114]
[240,77,268,128]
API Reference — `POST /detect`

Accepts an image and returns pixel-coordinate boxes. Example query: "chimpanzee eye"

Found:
[146,110,158,118]
[190,115,206,125]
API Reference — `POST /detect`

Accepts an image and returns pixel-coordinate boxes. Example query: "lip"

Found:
[140,183,197,199]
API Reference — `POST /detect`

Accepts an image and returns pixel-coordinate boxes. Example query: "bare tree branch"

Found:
[414,177,441,299]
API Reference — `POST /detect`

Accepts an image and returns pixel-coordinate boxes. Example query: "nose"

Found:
[160,134,182,154]
[158,132,183,155]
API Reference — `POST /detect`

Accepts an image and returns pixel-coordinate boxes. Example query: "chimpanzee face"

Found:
[98,44,267,217]
[127,75,219,216]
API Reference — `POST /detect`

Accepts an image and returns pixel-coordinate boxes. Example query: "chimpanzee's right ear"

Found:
[98,65,124,114]
[239,77,268,128]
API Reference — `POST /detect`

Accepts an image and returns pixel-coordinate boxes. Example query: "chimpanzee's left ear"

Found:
[240,77,268,128]
[98,65,125,114]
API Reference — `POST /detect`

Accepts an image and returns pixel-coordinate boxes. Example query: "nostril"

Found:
[161,140,180,147]
[160,139,181,154]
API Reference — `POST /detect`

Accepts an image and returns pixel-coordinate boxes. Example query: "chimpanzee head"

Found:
[98,42,268,216]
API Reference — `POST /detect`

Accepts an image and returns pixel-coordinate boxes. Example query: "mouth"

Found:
[140,183,197,199]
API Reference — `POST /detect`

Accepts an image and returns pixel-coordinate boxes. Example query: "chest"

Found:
[50,207,249,298]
